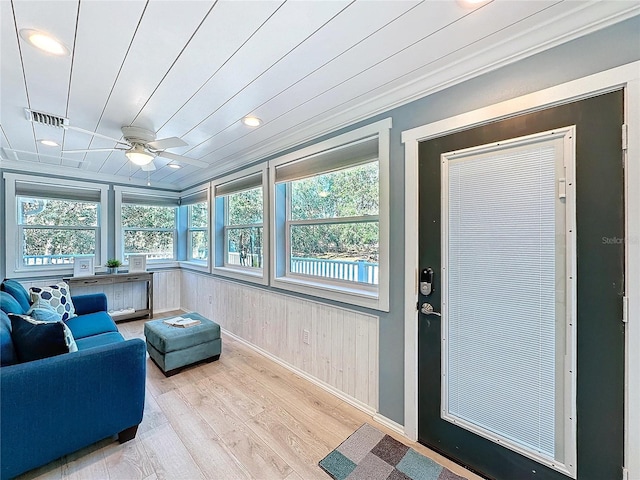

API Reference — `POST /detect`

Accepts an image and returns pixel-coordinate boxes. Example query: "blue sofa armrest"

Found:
[72,293,108,315]
[0,338,146,479]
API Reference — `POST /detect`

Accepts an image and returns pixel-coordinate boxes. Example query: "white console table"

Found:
[65,272,154,321]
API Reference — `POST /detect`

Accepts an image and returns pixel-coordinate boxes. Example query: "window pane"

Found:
[190,202,208,228]
[23,228,95,265]
[190,231,208,261]
[290,162,378,220]
[122,204,175,228]
[124,231,174,259]
[228,187,262,225]
[290,222,379,285]
[226,227,263,268]
[19,198,98,226]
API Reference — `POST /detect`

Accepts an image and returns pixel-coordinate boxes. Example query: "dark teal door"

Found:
[417,91,625,479]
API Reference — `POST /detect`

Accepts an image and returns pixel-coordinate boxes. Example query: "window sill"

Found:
[179,260,209,272]
[212,266,267,286]
[272,275,389,312]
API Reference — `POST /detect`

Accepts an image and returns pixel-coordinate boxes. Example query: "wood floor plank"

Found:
[245,410,327,480]
[155,389,251,479]
[101,436,156,480]
[139,423,205,480]
[222,425,293,479]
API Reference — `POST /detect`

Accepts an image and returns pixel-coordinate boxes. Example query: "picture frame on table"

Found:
[128,254,147,273]
[73,256,94,277]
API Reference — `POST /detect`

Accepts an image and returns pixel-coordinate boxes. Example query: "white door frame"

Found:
[401,61,640,478]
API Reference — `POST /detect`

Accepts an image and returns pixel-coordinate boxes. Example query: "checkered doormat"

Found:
[319,424,468,480]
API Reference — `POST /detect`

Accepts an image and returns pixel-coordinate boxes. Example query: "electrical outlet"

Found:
[208,295,212,304]
[303,329,310,345]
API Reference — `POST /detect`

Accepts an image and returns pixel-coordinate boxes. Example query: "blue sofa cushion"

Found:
[0,311,17,366]
[27,299,63,322]
[29,282,76,321]
[75,331,124,351]
[72,293,108,316]
[1,290,24,315]
[65,311,118,340]
[1,279,30,313]
[9,314,77,363]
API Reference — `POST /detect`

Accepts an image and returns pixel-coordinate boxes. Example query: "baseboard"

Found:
[222,328,377,417]
[155,307,183,314]
[372,413,406,436]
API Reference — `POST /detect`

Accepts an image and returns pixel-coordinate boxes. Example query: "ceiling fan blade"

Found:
[141,161,156,172]
[156,151,208,168]
[61,148,121,153]
[147,136,187,150]
[66,125,131,146]
[1,147,88,163]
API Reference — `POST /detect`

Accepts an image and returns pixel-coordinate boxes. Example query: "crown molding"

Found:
[0,157,179,190]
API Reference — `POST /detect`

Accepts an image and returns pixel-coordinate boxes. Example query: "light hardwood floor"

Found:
[19,311,483,480]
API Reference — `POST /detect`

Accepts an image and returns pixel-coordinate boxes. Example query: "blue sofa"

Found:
[0,280,146,480]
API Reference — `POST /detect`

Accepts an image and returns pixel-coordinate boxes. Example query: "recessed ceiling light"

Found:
[458,0,489,6]
[168,163,182,169]
[19,29,70,56]
[39,139,59,147]
[242,116,262,127]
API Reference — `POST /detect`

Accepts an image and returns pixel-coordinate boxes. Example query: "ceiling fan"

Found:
[61,125,208,171]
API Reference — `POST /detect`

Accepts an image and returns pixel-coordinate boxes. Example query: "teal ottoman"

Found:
[144,312,221,376]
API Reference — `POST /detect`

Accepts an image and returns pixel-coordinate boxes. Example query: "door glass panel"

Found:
[441,130,576,475]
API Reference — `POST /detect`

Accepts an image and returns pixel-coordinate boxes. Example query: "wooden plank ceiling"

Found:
[1,0,638,190]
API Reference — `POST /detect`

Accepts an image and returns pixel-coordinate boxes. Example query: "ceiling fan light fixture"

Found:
[242,116,262,127]
[19,29,70,56]
[125,144,154,165]
[39,139,59,147]
[168,163,182,169]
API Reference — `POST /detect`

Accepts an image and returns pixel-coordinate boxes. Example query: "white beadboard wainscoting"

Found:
[181,269,380,412]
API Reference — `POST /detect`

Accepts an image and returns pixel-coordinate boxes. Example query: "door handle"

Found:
[420,303,441,317]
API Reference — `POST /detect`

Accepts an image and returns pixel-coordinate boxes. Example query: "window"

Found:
[270,118,391,311]
[212,165,268,284]
[188,202,208,262]
[4,173,108,276]
[115,187,180,264]
[181,185,210,267]
[19,198,99,266]
[287,161,379,285]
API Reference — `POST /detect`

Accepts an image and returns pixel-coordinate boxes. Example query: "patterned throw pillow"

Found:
[29,282,77,322]
[9,314,78,362]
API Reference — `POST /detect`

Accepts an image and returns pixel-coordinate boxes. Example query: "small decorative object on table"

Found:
[105,258,122,274]
[128,254,146,273]
[73,256,94,277]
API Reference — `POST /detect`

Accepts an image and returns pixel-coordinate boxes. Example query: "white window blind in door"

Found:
[441,128,576,475]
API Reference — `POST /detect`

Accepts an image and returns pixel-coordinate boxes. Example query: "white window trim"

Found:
[401,62,640,480]
[114,185,180,268]
[180,184,211,272]
[3,173,108,278]
[269,117,391,312]
[211,164,268,285]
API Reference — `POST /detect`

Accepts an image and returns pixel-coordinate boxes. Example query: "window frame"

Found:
[115,186,180,267]
[211,164,268,285]
[180,184,210,271]
[4,173,108,278]
[269,118,391,311]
